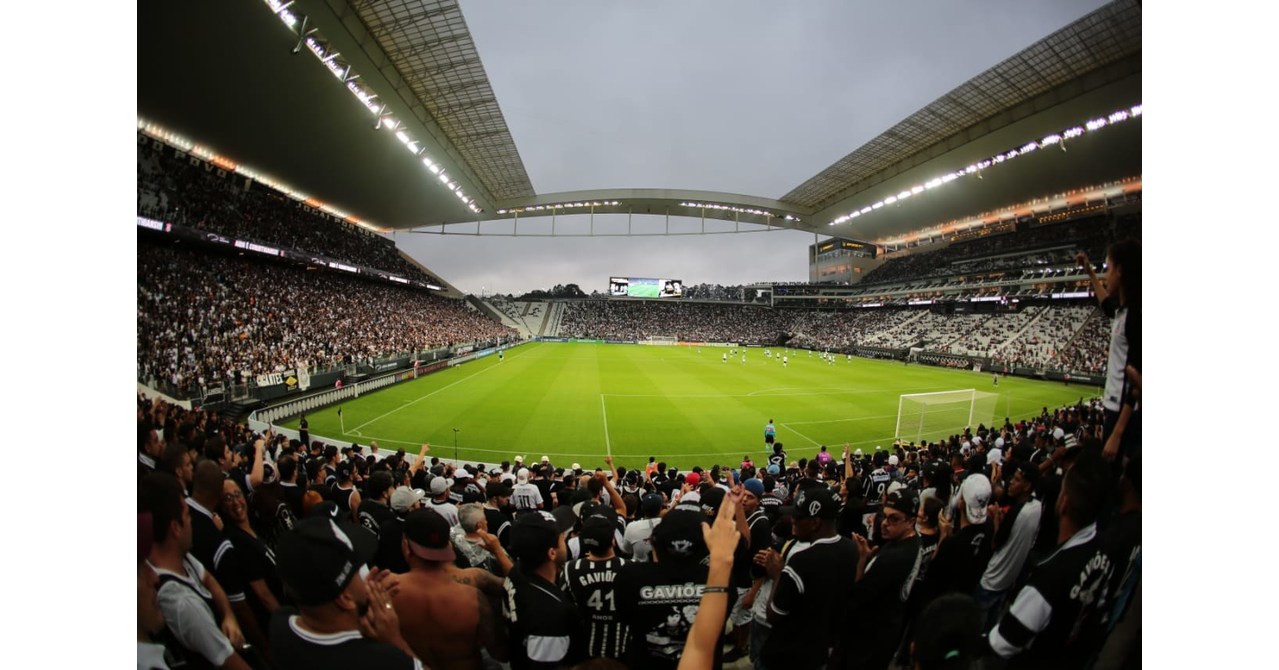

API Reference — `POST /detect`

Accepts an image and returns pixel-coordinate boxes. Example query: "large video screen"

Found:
[609,276,683,298]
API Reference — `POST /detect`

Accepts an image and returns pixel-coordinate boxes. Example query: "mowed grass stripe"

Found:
[282,343,1091,468]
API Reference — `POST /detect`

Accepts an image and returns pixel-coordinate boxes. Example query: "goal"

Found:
[895,389,999,444]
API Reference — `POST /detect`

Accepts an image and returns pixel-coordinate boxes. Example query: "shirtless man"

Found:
[393,509,509,670]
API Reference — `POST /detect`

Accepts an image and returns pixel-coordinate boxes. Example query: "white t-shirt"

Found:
[1102,306,1129,412]
[151,556,235,667]
[512,482,543,510]
[621,517,662,561]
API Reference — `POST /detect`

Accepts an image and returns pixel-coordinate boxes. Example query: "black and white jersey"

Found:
[988,524,1115,668]
[484,506,513,548]
[269,611,421,670]
[562,556,629,660]
[512,483,544,511]
[763,535,859,669]
[503,572,585,670]
[767,451,787,470]
[357,500,396,538]
[185,497,246,603]
[863,468,891,509]
[614,561,736,670]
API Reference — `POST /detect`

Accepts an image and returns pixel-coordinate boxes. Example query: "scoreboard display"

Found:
[609,276,683,298]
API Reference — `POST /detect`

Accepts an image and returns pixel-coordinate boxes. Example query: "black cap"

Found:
[404,509,456,563]
[699,487,726,519]
[885,488,919,517]
[579,516,615,553]
[651,509,706,562]
[640,493,664,517]
[276,516,378,606]
[486,481,513,498]
[783,486,840,520]
[510,509,575,557]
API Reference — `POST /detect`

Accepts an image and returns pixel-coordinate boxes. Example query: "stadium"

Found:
[137,2,1142,669]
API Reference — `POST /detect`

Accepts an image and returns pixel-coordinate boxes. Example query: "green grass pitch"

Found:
[279,342,1093,469]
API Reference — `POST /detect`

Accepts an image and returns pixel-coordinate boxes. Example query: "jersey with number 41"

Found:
[563,555,630,660]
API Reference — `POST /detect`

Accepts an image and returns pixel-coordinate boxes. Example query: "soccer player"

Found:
[723,352,727,364]
[764,420,776,451]
[782,355,788,368]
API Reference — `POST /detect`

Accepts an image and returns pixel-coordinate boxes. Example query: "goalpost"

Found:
[895,389,999,444]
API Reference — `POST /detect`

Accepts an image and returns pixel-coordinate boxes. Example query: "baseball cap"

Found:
[516,468,530,483]
[486,481,513,498]
[960,474,992,525]
[685,472,702,487]
[404,509,456,563]
[640,492,664,517]
[743,478,765,498]
[454,469,472,480]
[390,486,426,513]
[885,488,919,517]
[986,448,1003,466]
[571,463,582,472]
[1052,427,1065,441]
[277,516,378,606]
[783,486,840,520]
[651,509,707,561]
[541,455,550,463]
[510,510,575,557]
[699,487,726,518]
[888,454,899,466]
[429,477,450,496]
[514,456,524,465]
[854,448,864,457]
[579,516,616,553]
[766,464,780,475]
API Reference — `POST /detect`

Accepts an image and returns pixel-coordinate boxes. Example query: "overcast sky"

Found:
[393,0,1111,296]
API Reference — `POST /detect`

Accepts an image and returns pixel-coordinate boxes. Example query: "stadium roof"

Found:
[138,0,1140,243]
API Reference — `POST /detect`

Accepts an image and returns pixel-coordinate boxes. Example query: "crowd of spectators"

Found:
[558,301,792,344]
[137,136,440,285]
[944,306,1044,358]
[861,216,1123,286]
[992,306,1100,372]
[1050,309,1114,375]
[138,389,1140,669]
[137,242,515,396]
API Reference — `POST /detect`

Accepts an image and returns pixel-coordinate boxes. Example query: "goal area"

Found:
[895,389,999,444]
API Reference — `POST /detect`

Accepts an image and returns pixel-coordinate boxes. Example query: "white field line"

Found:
[345,344,534,434]
[779,422,822,447]
[600,395,613,457]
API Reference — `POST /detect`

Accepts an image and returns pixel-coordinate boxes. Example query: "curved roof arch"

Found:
[138,0,1140,244]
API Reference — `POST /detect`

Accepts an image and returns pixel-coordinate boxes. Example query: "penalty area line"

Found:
[779,422,822,447]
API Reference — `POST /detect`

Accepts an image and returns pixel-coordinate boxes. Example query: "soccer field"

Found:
[280,342,1093,469]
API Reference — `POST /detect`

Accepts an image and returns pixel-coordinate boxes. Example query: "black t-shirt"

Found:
[269,610,419,670]
[225,524,285,623]
[763,535,859,669]
[614,560,735,670]
[739,510,772,584]
[186,498,246,602]
[357,499,396,538]
[503,571,585,670]
[533,479,554,508]
[918,522,992,605]
[375,514,409,574]
[863,469,891,510]
[759,493,784,520]
[484,506,513,548]
[844,535,920,668]
[562,556,630,660]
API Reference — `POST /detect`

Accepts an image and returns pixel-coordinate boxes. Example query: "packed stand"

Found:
[138,242,515,396]
[681,284,753,302]
[787,308,920,351]
[558,300,793,344]
[138,388,1140,670]
[137,136,441,285]
[992,305,1098,372]
[862,216,1118,286]
[944,306,1044,358]
[1052,308,1114,375]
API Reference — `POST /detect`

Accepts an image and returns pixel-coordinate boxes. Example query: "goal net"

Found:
[895,389,999,444]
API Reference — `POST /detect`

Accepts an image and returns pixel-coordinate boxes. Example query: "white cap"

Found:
[960,474,992,525]
[1052,427,1065,441]
[972,436,983,445]
[854,449,864,457]
[514,455,524,464]
[541,455,550,463]
[994,437,1005,449]
[516,468,530,483]
[888,454,899,466]
[571,463,582,471]
[986,448,1003,466]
